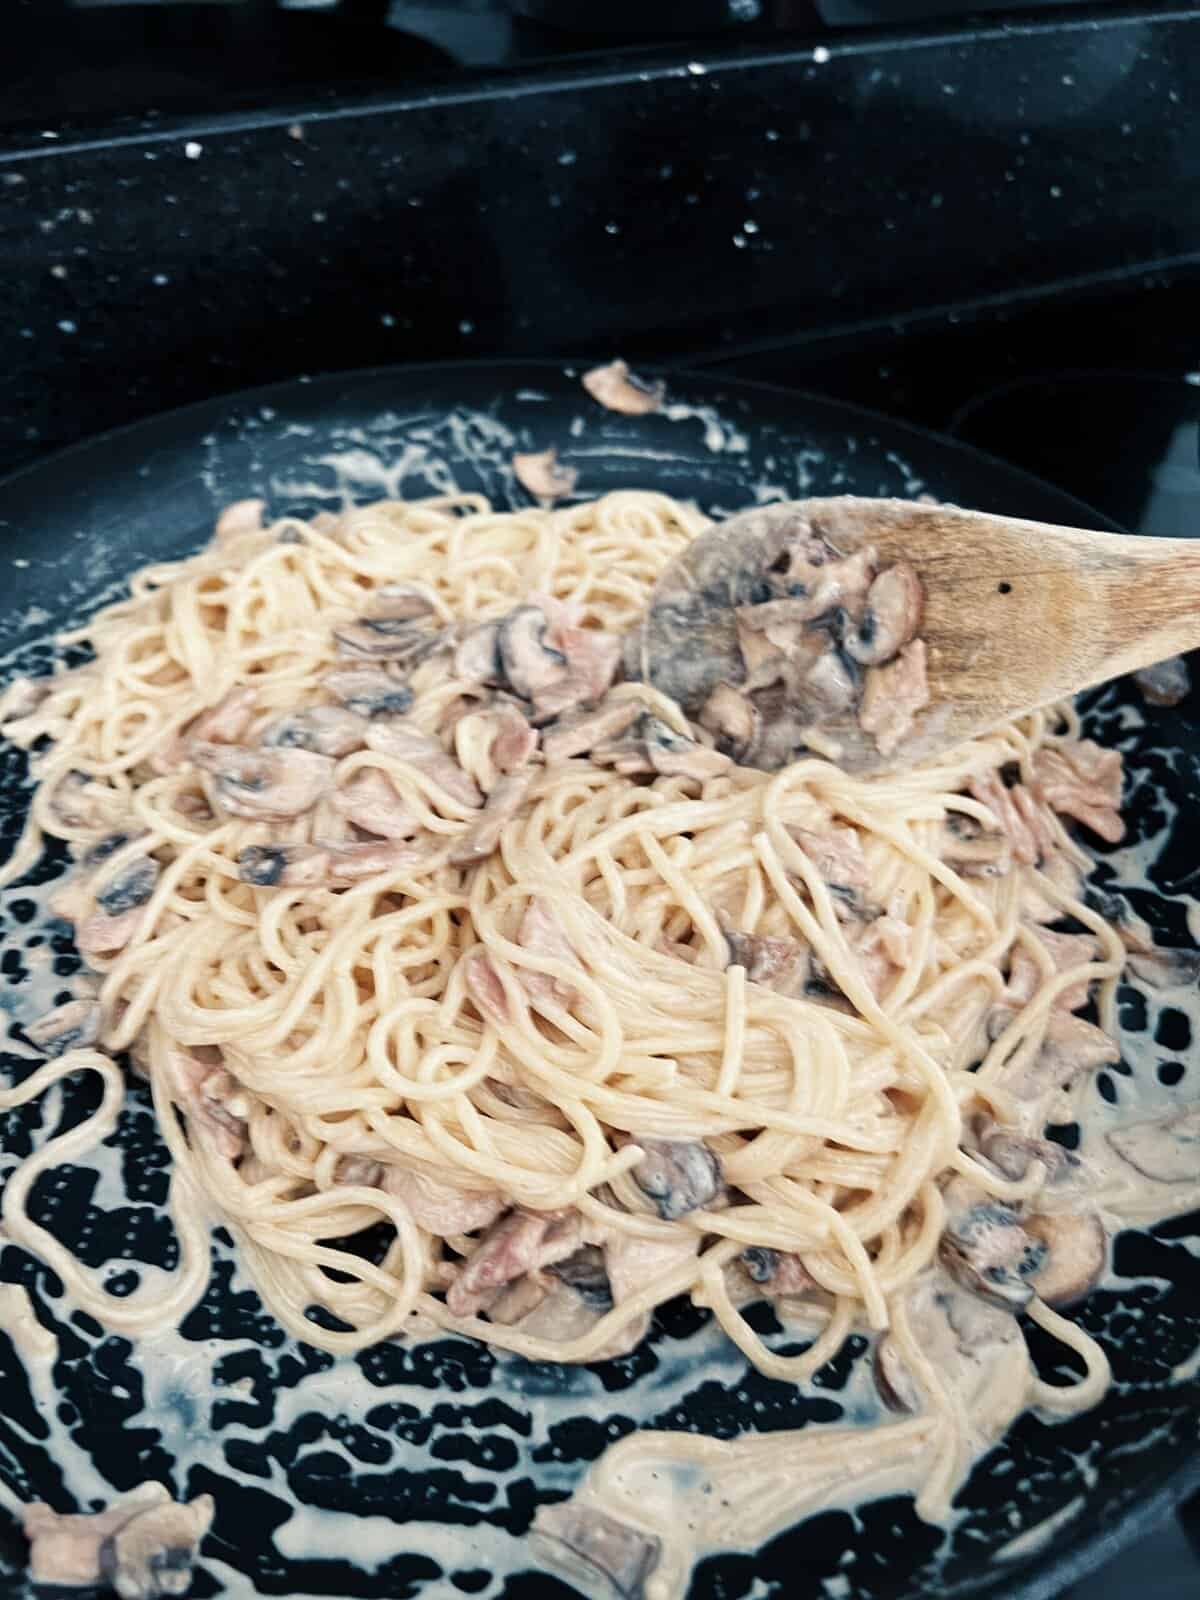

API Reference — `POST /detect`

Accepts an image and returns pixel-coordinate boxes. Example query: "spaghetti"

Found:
[0,489,1168,1560]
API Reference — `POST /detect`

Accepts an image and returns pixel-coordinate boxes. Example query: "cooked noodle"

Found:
[0,489,1141,1526]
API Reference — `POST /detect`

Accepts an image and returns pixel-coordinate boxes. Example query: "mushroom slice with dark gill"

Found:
[1024,1211,1107,1307]
[498,606,567,703]
[581,358,665,416]
[938,1184,1045,1311]
[978,1126,1095,1205]
[513,447,578,502]
[844,560,924,666]
[699,682,760,763]
[454,620,506,687]
[94,856,159,917]
[628,1135,723,1221]
[190,742,334,822]
[1132,654,1190,706]
[26,998,102,1057]
[722,921,810,997]
[323,667,414,719]
[531,1501,661,1600]
[261,706,369,758]
[593,714,731,783]
[449,769,535,867]
[1091,892,1200,989]
[548,1244,615,1311]
[238,844,326,888]
[740,1247,816,1297]
[22,1483,213,1600]
[1107,1106,1200,1184]
[333,616,445,666]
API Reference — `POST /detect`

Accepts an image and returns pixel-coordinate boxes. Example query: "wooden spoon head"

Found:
[629,496,1154,775]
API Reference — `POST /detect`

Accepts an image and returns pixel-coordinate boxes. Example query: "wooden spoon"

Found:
[628,496,1200,775]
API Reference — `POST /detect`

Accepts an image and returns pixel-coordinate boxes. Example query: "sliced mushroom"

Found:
[185,687,258,749]
[803,646,860,715]
[333,616,444,666]
[978,1127,1095,1205]
[593,714,730,783]
[95,857,159,917]
[261,706,369,758]
[1024,1211,1107,1307]
[324,667,414,719]
[1107,1106,1200,1184]
[941,813,1013,878]
[1004,927,1099,1012]
[365,724,482,808]
[1132,654,1190,707]
[0,674,50,726]
[858,638,930,758]
[541,700,642,763]
[237,843,331,888]
[548,1245,614,1311]
[874,1276,1023,1416]
[996,1012,1119,1101]
[1031,739,1124,843]
[786,823,871,911]
[191,743,333,822]
[213,498,265,543]
[446,1209,582,1317]
[82,831,136,869]
[454,620,506,686]
[739,1247,815,1297]
[49,770,128,832]
[26,998,102,1057]
[531,627,623,722]
[699,682,760,763]
[734,598,825,690]
[371,583,437,621]
[448,769,535,866]
[23,1486,212,1597]
[722,922,810,996]
[76,906,148,958]
[939,1195,1045,1310]
[513,448,578,502]
[1127,945,1200,989]
[844,560,924,666]
[333,769,419,838]
[629,1136,723,1221]
[498,606,568,702]
[98,1493,214,1600]
[581,358,664,416]
[531,1501,661,1600]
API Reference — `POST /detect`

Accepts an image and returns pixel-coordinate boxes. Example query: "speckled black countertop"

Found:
[2,1,1200,480]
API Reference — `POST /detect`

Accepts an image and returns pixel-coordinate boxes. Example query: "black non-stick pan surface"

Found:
[0,362,1196,1600]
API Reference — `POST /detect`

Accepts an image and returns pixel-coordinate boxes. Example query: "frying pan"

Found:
[0,361,1195,1600]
